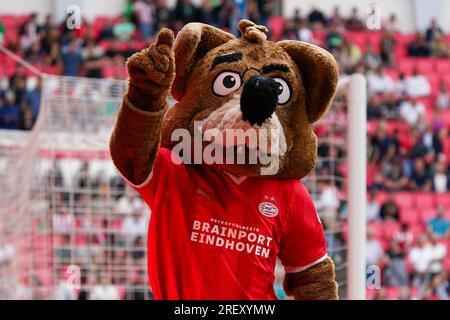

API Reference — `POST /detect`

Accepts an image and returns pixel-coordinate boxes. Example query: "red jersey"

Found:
[128,147,327,300]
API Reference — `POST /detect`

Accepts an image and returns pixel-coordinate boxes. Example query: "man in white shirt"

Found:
[399,96,426,125]
[428,235,447,275]
[133,0,155,41]
[121,210,148,245]
[115,187,146,215]
[89,271,119,300]
[366,228,384,267]
[409,235,432,276]
[367,190,381,221]
[405,68,431,98]
[367,66,395,97]
[297,19,313,43]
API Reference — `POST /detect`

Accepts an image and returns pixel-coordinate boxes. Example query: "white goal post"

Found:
[346,74,368,300]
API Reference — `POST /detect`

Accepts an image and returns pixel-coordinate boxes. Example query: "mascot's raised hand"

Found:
[110,28,174,186]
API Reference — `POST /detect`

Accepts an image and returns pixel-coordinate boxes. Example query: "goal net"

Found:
[0,66,363,299]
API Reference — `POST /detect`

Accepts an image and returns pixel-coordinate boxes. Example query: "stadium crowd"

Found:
[0,1,450,299]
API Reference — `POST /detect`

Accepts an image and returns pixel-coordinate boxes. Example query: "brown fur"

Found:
[284,257,339,300]
[109,20,339,300]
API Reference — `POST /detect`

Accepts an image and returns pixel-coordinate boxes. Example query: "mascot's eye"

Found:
[273,78,291,104]
[213,72,242,96]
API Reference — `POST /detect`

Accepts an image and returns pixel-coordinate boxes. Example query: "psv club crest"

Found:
[258,201,279,218]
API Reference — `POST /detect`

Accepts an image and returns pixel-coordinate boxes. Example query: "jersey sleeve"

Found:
[120,147,183,207]
[278,182,328,273]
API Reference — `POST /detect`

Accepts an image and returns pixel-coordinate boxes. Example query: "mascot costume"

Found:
[110,19,339,300]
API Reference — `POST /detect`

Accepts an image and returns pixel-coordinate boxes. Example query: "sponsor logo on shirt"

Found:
[258,202,279,218]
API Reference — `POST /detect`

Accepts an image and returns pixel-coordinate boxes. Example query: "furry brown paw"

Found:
[126,28,176,101]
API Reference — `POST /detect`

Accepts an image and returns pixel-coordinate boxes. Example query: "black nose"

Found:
[240,76,278,126]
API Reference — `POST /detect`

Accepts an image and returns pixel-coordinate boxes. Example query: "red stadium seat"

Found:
[386,287,400,300]
[398,58,416,74]
[435,192,450,207]
[415,192,435,209]
[435,59,450,73]
[395,192,415,209]
[382,221,401,241]
[420,207,436,224]
[415,58,434,74]
[440,110,450,127]
[400,208,420,225]
[409,223,426,242]
[375,191,388,205]
[267,16,285,41]
[367,221,384,240]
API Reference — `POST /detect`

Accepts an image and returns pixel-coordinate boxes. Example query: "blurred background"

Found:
[0,0,449,300]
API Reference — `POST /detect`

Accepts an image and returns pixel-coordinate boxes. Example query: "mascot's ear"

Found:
[171,23,235,101]
[277,40,339,124]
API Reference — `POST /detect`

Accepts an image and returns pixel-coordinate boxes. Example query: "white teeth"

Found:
[200,94,287,160]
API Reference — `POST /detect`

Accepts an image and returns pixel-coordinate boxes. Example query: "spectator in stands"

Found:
[328,6,344,29]
[133,0,156,41]
[384,239,409,286]
[115,187,145,215]
[61,40,83,76]
[307,6,327,29]
[384,160,408,191]
[432,126,447,156]
[405,68,431,98]
[82,40,105,78]
[409,234,432,288]
[131,235,146,261]
[366,227,384,268]
[436,81,449,110]
[399,96,426,126]
[362,43,382,71]
[425,18,443,42]
[429,270,449,300]
[0,20,4,45]
[297,18,313,43]
[380,29,396,67]
[370,123,394,164]
[126,270,150,300]
[98,20,115,41]
[55,235,72,261]
[384,13,399,32]
[432,161,449,193]
[19,14,39,50]
[280,19,298,41]
[89,271,119,300]
[326,23,344,51]
[52,206,74,235]
[408,32,431,57]
[345,7,364,31]
[367,189,381,221]
[380,192,400,221]
[341,39,362,71]
[394,223,414,252]
[22,77,42,125]
[315,180,340,232]
[54,275,77,300]
[155,0,172,30]
[113,18,137,42]
[424,235,447,287]
[367,66,395,98]
[409,158,433,191]
[430,33,450,58]
[0,91,22,130]
[428,206,450,237]
[172,0,202,26]
[121,209,148,245]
